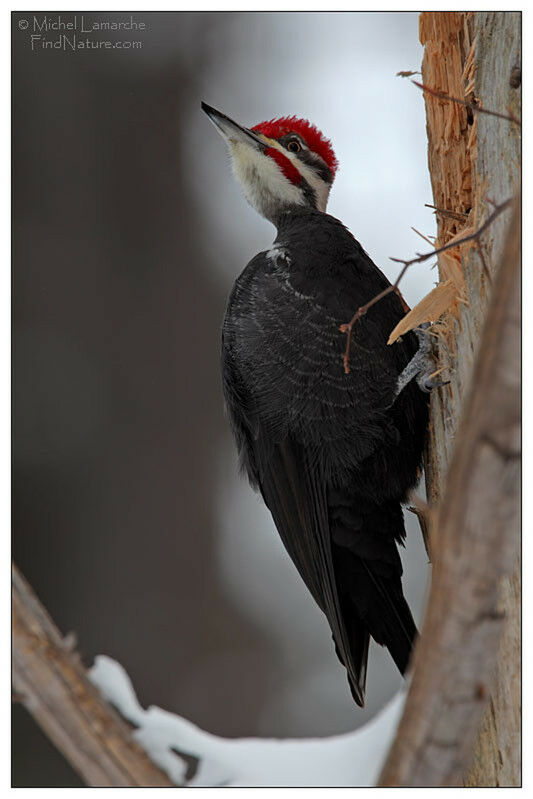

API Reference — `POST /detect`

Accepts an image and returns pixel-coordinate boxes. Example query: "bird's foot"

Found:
[394,323,449,398]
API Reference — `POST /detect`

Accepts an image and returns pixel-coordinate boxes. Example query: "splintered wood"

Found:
[388,281,456,345]
[390,14,476,361]
[413,11,521,790]
[419,11,476,310]
[417,11,479,504]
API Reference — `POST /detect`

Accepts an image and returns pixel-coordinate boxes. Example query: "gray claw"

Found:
[394,323,447,399]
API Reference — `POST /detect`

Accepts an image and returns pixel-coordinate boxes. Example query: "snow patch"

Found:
[89,655,406,787]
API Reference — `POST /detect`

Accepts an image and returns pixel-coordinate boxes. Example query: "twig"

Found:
[476,241,493,285]
[407,498,434,561]
[412,80,521,125]
[425,203,470,222]
[340,263,410,373]
[411,226,435,247]
[390,199,512,268]
[12,564,175,787]
[340,199,512,373]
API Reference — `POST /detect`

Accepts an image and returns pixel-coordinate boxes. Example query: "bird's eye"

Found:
[287,139,301,153]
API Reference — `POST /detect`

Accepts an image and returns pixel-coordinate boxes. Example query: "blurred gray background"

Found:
[12,11,435,786]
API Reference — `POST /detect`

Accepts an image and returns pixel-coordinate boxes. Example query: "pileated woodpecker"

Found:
[202,102,431,706]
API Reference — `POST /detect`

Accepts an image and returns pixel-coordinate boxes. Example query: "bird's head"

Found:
[202,102,338,224]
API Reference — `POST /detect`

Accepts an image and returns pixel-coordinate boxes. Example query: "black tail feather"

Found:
[330,494,418,692]
[333,613,370,707]
[359,559,417,675]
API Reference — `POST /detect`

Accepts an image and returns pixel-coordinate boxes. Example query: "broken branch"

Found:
[425,203,470,222]
[12,564,174,787]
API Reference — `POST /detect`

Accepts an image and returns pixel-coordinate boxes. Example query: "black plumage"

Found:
[221,208,429,706]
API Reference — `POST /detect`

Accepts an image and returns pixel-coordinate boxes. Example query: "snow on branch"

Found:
[89,655,407,787]
[12,561,408,787]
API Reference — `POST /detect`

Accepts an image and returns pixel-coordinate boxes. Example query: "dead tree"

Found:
[378,11,521,787]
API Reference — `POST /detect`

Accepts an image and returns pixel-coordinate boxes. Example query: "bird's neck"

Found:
[271,204,324,232]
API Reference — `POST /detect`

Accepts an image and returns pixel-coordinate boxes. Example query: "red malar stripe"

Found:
[265,147,302,186]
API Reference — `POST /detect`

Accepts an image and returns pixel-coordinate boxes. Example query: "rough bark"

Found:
[12,564,174,787]
[422,11,521,503]
[378,192,520,789]
[378,11,520,786]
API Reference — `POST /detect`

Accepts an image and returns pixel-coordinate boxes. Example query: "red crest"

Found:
[251,116,338,177]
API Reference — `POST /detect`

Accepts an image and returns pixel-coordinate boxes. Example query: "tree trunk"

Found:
[421,11,521,787]
[378,11,521,787]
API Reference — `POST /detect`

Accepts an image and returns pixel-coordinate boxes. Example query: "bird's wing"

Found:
[221,245,419,457]
[220,243,423,704]
[256,432,367,706]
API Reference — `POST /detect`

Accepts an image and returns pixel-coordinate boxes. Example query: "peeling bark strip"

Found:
[12,565,174,787]
[378,11,520,787]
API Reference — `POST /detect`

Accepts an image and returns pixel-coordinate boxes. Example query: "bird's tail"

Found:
[333,612,370,706]
[329,491,417,703]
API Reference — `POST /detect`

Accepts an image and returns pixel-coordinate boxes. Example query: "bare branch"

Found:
[389,199,512,270]
[425,203,470,222]
[12,564,175,787]
[411,226,435,247]
[476,240,493,285]
[339,264,410,374]
[340,199,512,373]
[412,80,521,125]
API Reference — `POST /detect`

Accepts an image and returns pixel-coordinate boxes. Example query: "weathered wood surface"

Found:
[425,11,521,787]
[422,11,520,504]
[378,11,520,786]
[466,569,521,786]
[378,195,520,788]
[422,12,521,787]
[12,564,175,787]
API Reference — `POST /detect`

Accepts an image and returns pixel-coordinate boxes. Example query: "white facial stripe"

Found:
[292,158,331,212]
[256,134,331,213]
[229,140,305,222]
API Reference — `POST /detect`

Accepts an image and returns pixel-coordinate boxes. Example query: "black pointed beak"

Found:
[201,102,267,150]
